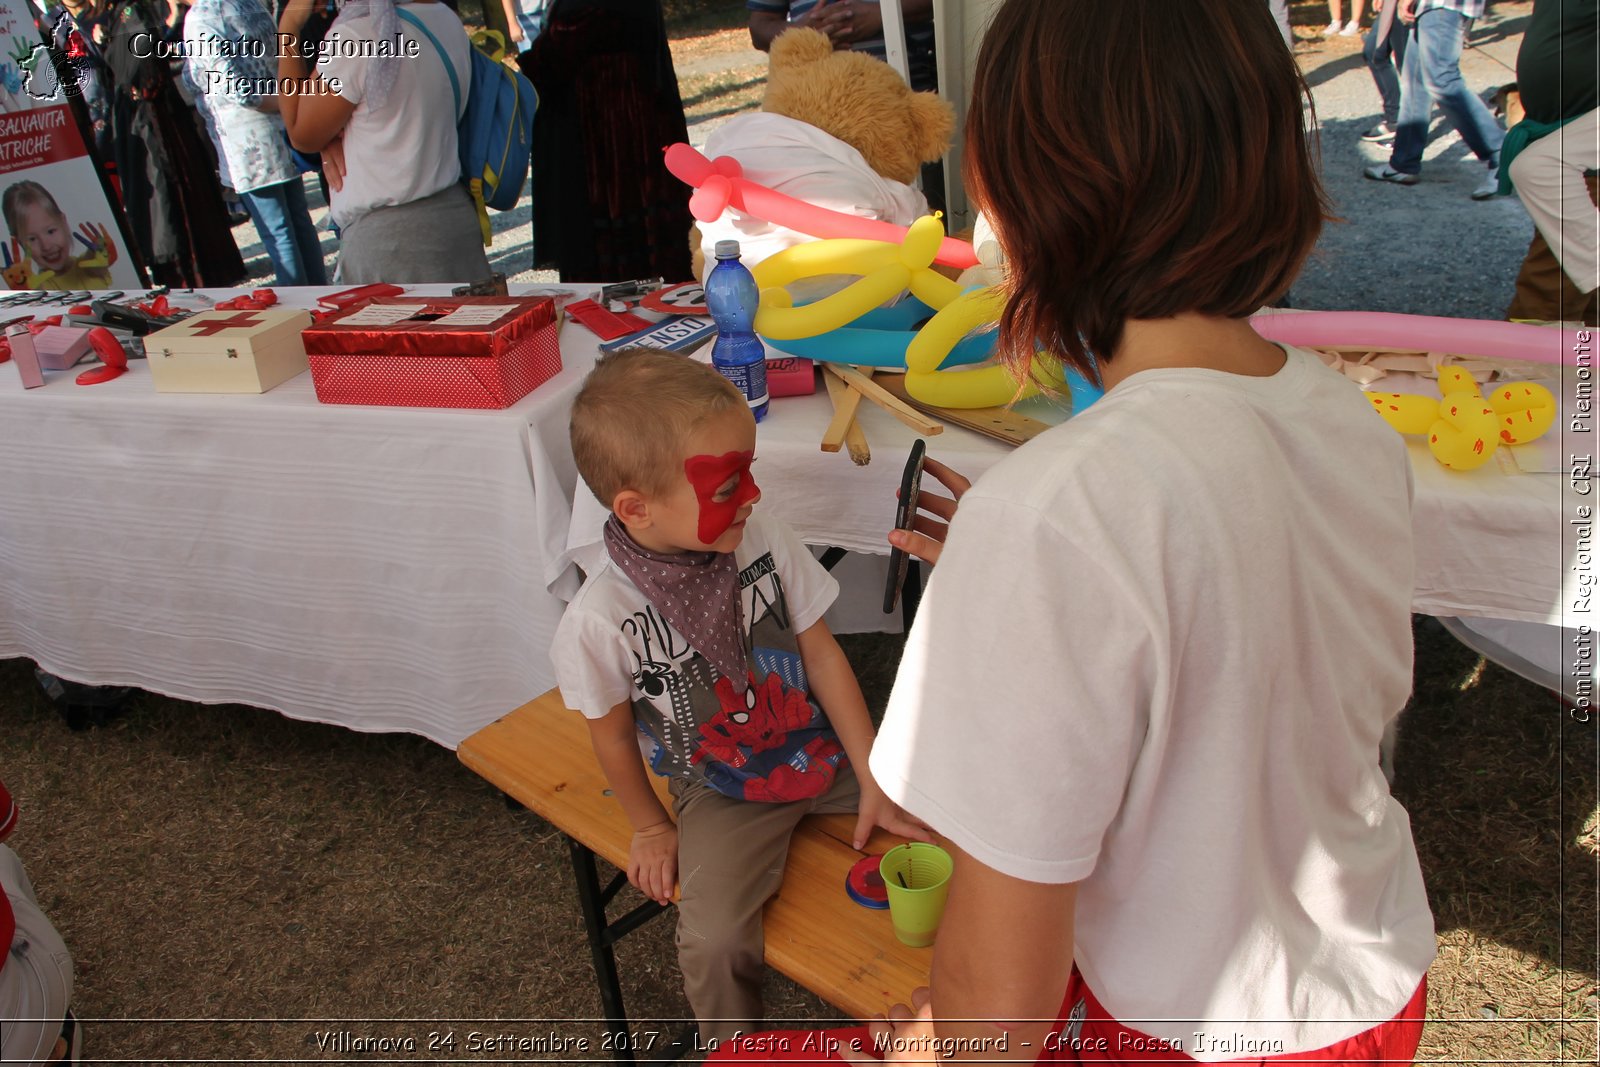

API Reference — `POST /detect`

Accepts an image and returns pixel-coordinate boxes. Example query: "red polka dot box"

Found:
[301,297,561,409]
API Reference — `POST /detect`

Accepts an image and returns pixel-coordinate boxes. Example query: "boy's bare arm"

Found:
[796,619,931,849]
[585,700,678,903]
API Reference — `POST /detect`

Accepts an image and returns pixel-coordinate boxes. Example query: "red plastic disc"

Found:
[86,327,127,368]
[75,363,126,385]
[845,855,889,909]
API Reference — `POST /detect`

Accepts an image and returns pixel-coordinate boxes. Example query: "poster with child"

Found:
[0,0,138,290]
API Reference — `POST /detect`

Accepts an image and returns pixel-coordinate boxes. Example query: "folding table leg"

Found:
[566,836,680,1063]
[569,838,637,1062]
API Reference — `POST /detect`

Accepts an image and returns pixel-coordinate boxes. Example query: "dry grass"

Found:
[4,1,1592,1062]
[679,66,769,129]
[670,26,755,69]
[1,621,1596,1063]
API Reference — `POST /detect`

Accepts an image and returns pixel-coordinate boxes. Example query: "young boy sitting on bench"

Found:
[552,350,928,1047]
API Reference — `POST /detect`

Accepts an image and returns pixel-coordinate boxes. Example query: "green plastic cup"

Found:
[879,843,952,947]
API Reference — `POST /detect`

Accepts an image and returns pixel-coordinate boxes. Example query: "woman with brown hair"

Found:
[713,1,1435,1063]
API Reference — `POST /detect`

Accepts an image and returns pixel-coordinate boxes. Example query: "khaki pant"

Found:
[670,766,860,1046]
[1507,173,1600,325]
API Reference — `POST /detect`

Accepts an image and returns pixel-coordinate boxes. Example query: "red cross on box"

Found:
[188,311,265,336]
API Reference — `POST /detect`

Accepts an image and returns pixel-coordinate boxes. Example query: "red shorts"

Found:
[707,970,1427,1065]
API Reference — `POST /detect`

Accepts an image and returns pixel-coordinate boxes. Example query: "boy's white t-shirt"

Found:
[317,3,468,227]
[870,347,1437,1057]
[553,512,845,802]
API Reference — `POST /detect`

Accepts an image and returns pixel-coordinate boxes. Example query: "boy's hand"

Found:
[854,779,933,852]
[628,821,678,904]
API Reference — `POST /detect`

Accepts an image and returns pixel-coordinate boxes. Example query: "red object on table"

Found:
[565,297,655,341]
[765,356,816,397]
[76,327,128,385]
[302,297,562,409]
[316,283,405,311]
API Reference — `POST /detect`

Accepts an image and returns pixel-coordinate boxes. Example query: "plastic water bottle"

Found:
[705,240,768,421]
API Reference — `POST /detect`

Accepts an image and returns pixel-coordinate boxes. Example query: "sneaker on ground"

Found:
[1364,163,1419,185]
[1471,164,1501,200]
[1339,21,1363,36]
[1322,19,1344,35]
[1361,121,1398,143]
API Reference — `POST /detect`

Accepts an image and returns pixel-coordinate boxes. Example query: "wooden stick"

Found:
[821,364,866,454]
[823,367,872,465]
[824,363,943,436]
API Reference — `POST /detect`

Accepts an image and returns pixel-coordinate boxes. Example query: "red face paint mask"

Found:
[684,450,759,544]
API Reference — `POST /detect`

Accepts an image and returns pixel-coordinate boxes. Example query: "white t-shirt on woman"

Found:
[317,2,468,227]
[869,347,1436,1058]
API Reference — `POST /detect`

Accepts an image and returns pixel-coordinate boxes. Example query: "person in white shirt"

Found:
[710,1,1436,1064]
[275,0,491,283]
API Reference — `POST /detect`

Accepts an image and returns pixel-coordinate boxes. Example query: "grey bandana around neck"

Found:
[603,515,748,693]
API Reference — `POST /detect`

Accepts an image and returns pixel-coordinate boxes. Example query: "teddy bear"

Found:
[691,27,956,281]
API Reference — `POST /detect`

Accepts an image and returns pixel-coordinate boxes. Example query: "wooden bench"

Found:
[457,688,931,1062]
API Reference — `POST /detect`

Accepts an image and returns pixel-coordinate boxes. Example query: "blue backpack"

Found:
[398,9,537,245]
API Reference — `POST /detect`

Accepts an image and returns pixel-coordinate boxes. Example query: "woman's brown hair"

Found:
[966,0,1330,383]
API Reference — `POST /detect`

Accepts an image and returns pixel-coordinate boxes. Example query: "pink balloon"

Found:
[1250,310,1586,366]
[664,143,979,270]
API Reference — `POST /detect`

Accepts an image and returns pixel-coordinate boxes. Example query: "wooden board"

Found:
[457,690,930,1020]
[872,373,1052,447]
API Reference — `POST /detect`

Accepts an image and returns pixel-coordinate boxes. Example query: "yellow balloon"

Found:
[751,217,953,341]
[750,218,1072,409]
[906,288,1006,374]
[1436,366,1481,397]
[905,355,1065,409]
[1428,392,1501,470]
[754,264,910,339]
[1367,392,1440,435]
[751,240,899,289]
[1486,380,1557,445]
[899,215,946,268]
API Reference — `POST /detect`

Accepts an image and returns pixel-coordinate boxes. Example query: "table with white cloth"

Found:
[1,286,1575,747]
[0,285,590,748]
[562,356,1573,692]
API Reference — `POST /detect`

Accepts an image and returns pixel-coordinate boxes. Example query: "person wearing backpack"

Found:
[276,0,493,283]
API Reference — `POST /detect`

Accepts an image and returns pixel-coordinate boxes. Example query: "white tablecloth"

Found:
[0,286,589,748]
[2,286,1570,744]
[565,361,1567,628]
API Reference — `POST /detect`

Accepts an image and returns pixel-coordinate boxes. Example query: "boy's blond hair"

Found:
[571,349,748,507]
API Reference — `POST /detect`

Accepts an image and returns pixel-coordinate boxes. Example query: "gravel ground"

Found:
[1290,3,1535,320]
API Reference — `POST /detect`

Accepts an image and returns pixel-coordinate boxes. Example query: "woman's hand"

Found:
[321,135,346,192]
[845,988,940,1064]
[887,457,971,568]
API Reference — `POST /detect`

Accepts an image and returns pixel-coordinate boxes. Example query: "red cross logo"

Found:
[188,311,265,336]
